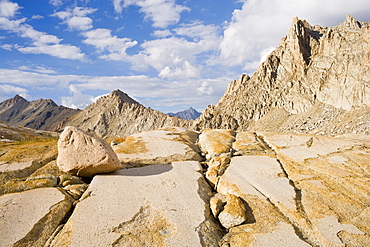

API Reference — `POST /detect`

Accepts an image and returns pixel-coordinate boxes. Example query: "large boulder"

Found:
[57,126,122,177]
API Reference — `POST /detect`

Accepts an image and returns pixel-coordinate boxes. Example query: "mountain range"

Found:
[168,107,201,120]
[0,15,369,137]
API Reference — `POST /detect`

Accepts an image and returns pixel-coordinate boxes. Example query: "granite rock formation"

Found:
[193,15,370,136]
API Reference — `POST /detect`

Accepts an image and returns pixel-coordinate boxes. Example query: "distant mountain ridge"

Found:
[57,89,191,137]
[0,95,79,131]
[168,107,201,120]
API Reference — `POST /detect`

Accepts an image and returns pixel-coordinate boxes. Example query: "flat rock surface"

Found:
[113,127,202,165]
[51,161,222,247]
[0,187,73,247]
[215,131,370,246]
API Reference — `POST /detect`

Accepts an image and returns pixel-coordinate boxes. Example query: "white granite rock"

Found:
[0,187,73,247]
[57,126,122,177]
[51,161,222,247]
[113,127,202,166]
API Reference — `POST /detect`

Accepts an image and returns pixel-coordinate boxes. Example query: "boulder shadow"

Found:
[114,163,173,176]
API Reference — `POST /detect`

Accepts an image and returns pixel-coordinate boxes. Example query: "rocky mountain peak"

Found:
[0,94,28,111]
[31,98,58,108]
[193,15,370,135]
[339,14,364,29]
[108,89,140,105]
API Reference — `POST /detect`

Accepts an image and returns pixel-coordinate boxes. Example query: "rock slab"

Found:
[0,187,73,247]
[51,161,222,247]
[57,126,122,177]
[113,127,202,166]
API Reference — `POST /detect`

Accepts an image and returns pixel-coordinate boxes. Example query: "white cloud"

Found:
[216,0,370,71]
[31,15,43,20]
[114,0,189,28]
[152,29,172,38]
[126,22,221,79]
[52,7,97,31]
[0,43,12,50]
[18,65,57,74]
[0,84,28,102]
[196,81,213,95]
[0,14,85,60]
[0,0,20,18]
[49,0,64,6]
[83,28,137,60]
[61,84,95,109]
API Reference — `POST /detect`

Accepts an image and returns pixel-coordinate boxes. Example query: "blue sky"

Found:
[0,0,369,113]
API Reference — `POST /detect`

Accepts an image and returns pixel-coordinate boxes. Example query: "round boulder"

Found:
[57,126,122,177]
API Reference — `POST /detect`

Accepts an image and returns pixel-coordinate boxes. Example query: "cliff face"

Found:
[62,90,190,137]
[193,15,370,135]
[0,95,79,131]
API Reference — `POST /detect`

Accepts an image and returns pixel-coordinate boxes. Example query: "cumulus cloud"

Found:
[0,0,19,18]
[52,7,97,31]
[83,28,137,60]
[61,84,95,109]
[151,29,172,38]
[196,81,213,95]
[215,0,370,71]
[0,84,28,102]
[126,22,222,79]
[0,6,85,60]
[113,0,189,28]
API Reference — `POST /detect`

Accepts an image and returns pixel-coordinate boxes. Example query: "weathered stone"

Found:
[63,183,89,200]
[198,129,235,159]
[57,126,122,177]
[233,132,267,155]
[0,187,73,247]
[217,132,370,246]
[0,175,58,196]
[113,127,202,166]
[210,193,226,218]
[51,161,222,247]
[218,194,247,229]
[205,156,231,188]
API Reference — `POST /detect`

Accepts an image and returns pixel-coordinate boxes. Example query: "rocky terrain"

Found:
[168,107,201,120]
[0,124,369,246]
[0,15,370,247]
[0,95,79,132]
[193,15,370,136]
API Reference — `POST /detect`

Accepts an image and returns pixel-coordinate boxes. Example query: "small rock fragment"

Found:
[218,194,247,229]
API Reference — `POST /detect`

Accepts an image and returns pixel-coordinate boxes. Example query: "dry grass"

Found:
[0,138,58,163]
[114,136,148,154]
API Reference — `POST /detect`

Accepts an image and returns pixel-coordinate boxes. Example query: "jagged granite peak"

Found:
[168,107,201,120]
[107,89,141,105]
[193,15,370,135]
[62,89,190,137]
